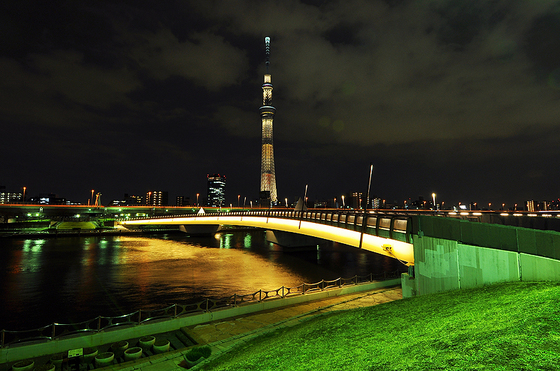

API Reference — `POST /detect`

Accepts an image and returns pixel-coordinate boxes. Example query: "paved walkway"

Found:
[108,286,402,371]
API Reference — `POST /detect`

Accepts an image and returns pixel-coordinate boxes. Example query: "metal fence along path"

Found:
[1,271,402,348]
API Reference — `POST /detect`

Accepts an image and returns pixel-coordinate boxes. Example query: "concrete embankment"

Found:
[0,278,401,369]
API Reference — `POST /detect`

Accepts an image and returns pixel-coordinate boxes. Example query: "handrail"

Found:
[0,270,403,348]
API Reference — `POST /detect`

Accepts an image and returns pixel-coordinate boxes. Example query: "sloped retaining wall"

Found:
[404,234,560,297]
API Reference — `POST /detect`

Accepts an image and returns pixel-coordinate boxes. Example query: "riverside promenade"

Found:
[2,284,402,371]
[102,286,402,370]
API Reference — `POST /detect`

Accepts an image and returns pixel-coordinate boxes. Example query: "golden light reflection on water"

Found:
[110,235,306,295]
[0,232,408,330]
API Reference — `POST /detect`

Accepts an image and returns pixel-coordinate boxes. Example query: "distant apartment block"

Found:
[176,196,191,206]
[0,191,22,204]
[146,191,168,206]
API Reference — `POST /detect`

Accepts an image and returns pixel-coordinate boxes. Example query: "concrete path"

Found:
[107,286,402,371]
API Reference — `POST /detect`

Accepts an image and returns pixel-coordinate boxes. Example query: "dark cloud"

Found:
[2,0,560,207]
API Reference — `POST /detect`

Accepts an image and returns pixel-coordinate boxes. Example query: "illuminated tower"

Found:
[259,36,278,204]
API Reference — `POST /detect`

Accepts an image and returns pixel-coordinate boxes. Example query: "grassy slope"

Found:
[199,282,560,370]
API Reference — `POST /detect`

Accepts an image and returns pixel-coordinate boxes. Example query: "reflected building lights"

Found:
[244,233,252,248]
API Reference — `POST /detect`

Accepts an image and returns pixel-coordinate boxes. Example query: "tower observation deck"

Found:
[260,36,278,204]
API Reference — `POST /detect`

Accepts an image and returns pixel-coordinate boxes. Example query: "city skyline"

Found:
[2,1,560,208]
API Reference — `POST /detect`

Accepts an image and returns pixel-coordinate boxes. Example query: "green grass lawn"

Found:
[199,281,560,370]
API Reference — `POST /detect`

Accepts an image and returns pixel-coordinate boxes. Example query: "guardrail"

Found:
[0,271,402,348]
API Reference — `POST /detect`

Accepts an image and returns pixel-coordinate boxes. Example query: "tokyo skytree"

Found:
[259,37,278,204]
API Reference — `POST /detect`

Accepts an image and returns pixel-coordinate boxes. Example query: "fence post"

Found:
[354,275,358,285]
[205,298,209,312]
[282,286,285,298]
[174,304,177,317]
[97,316,101,332]
[234,293,237,306]
[259,290,262,302]
[370,273,373,282]
[138,309,142,325]
[52,323,56,340]
[302,283,306,294]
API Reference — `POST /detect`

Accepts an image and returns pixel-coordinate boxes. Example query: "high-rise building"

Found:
[146,191,168,206]
[259,36,278,205]
[207,174,226,207]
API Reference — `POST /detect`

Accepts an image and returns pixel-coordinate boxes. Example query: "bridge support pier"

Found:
[265,230,325,249]
[179,225,220,236]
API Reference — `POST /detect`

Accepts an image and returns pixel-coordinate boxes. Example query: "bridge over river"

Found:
[120,208,560,298]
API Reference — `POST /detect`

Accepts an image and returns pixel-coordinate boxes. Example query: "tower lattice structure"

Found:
[259,36,278,204]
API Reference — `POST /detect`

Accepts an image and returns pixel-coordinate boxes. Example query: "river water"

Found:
[0,231,406,331]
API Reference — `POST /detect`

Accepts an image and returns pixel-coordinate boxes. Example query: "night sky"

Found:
[2,0,560,208]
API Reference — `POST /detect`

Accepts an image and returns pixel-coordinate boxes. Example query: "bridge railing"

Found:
[0,270,403,348]
[121,209,414,244]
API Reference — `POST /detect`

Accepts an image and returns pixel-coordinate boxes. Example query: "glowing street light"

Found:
[285,198,288,207]
[90,189,95,206]
[432,193,436,210]
[22,187,26,204]
[196,193,200,207]
[238,194,240,207]
[342,195,345,208]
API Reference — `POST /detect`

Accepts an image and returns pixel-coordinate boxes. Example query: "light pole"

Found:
[359,164,374,248]
[285,198,288,207]
[22,187,26,204]
[91,189,95,206]
[238,194,240,207]
[196,193,200,207]
[342,195,345,208]
[432,193,436,210]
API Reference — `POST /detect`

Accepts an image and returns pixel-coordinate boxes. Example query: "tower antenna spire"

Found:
[265,36,271,74]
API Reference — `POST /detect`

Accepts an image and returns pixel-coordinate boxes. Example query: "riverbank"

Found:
[0,282,403,370]
[198,281,560,370]
[0,229,173,239]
